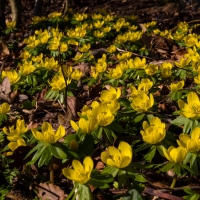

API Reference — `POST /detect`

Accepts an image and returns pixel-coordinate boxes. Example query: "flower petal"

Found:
[187,92,200,105]
[118,141,132,159]
[72,160,84,171]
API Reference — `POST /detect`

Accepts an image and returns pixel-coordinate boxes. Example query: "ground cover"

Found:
[1,1,200,200]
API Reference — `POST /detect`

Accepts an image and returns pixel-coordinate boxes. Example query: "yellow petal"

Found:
[106,158,118,168]
[108,146,120,157]
[163,147,173,162]
[8,142,19,151]
[120,156,132,168]
[70,120,79,132]
[178,99,188,110]
[118,141,132,159]
[187,92,200,105]
[72,160,84,171]
[55,125,65,140]
[191,127,200,139]
[101,151,109,165]
[150,117,161,126]
[142,121,149,130]
[42,122,53,133]
[83,156,93,173]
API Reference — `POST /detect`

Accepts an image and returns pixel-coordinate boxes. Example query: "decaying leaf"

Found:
[0,40,10,59]
[36,182,66,200]
[0,76,11,102]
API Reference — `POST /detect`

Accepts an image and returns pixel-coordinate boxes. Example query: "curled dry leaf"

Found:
[36,182,66,200]
[0,40,10,59]
[0,76,11,102]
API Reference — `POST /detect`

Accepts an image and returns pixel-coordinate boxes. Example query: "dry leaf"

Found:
[36,182,66,200]
[67,96,77,117]
[0,40,10,59]
[0,77,11,102]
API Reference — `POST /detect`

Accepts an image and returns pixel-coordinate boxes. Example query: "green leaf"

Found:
[118,169,127,188]
[24,142,45,160]
[183,187,195,195]
[104,128,114,144]
[180,163,196,174]
[49,145,67,159]
[105,121,124,133]
[119,189,143,200]
[160,162,175,172]
[78,184,92,200]
[173,163,181,175]
[171,116,187,126]
[38,146,52,167]
[134,143,151,153]
[133,174,147,183]
[133,114,145,123]
[101,166,119,178]
[144,145,156,161]
[27,145,47,165]
[183,118,193,134]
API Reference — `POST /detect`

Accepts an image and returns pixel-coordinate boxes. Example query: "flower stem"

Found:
[50,158,54,184]
[170,174,177,188]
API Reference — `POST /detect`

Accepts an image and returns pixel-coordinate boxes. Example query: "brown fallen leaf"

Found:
[0,40,10,59]
[0,76,11,102]
[36,182,66,200]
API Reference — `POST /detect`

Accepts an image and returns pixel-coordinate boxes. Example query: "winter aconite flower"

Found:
[62,156,93,184]
[0,102,10,114]
[168,80,184,92]
[99,86,121,103]
[177,127,200,152]
[31,122,65,143]
[101,141,132,169]
[2,70,20,84]
[140,117,166,144]
[178,92,200,119]
[163,146,187,163]
[130,93,154,112]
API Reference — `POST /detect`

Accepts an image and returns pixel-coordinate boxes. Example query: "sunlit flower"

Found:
[107,45,116,53]
[0,103,10,114]
[31,122,65,143]
[109,66,123,79]
[48,12,62,19]
[145,64,158,76]
[163,146,187,163]
[2,70,20,84]
[62,156,93,184]
[50,74,66,90]
[60,43,68,52]
[71,69,82,81]
[178,92,200,119]
[160,62,173,78]
[78,43,91,53]
[140,117,166,144]
[168,80,184,92]
[117,52,132,60]
[19,61,36,75]
[101,141,132,168]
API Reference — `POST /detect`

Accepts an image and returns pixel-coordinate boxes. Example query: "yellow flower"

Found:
[71,69,82,81]
[32,53,43,63]
[3,119,27,141]
[91,66,99,79]
[99,86,121,103]
[92,13,103,20]
[6,21,16,28]
[103,26,111,33]
[0,102,10,114]
[138,78,153,92]
[40,57,59,70]
[32,16,46,24]
[96,62,107,73]
[175,57,191,68]
[78,43,91,53]
[106,101,120,114]
[115,34,128,43]
[140,117,166,144]
[50,74,66,90]
[117,52,132,60]
[168,80,184,92]
[178,92,200,119]
[109,66,123,79]
[107,45,116,53]
[104,14,114,22]
[194,74,200,84]
[93,20,104,28]
[74,13,87,21]
[68,39,78,46]
[31,122,65,143]
[62,156,93,184]
[48,12,62,19]
[39,30,50,44]
[184,34,198,47]
[160,62,173,78]
[130,93,154,112]
[73,53,83,61]
[91,104,114,126]
[48,37,60,51]
[163,146,187,163]
[93,30,104,38]
[145,64,158,76]
[70,118,98,134]
[2,70,20,84]
[131,57,147,69]
[126,31,142,42]
[7,139,26,155]
[101,141,132,168]
[20,50,31,59]
[177,127,200,152]
[19,61,36,75]
[60,43,68,52]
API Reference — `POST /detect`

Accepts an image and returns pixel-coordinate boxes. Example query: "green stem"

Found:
[170,174,177,188]
[50,158,54,184]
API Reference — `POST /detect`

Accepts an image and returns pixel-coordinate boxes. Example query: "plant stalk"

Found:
[170,174,177,188]
[50,158,54,184]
